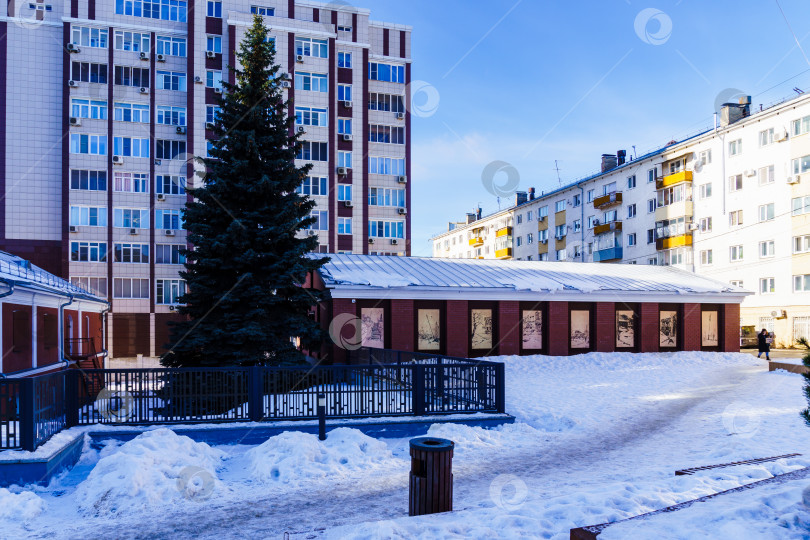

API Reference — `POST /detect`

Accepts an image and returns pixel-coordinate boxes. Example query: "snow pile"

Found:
[427,422,550,459]
[0,488,44,520]
[246,428,401,486]
[75,428,226,516]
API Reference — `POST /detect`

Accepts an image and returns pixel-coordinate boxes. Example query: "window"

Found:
[71,62,108,84]
[156,209,182,229]
[555,224,566,239]
[572,194,581,207]
[297,177,327,196]
[794,234,810,253]
[368,187,405,207]
[70,277,107,297]
[206,105,221,125]
[730,280,743,288]
[539,253,548,261]
[338,25,352,33]
[296,142,328,161]
[113,30,148,51]
[699,217,712,232]
[157,70,187,91]
[655,217,687,240]
[699,183,712,199]
[338,151,352,169]
[657,184,690,207]
[760,240,775,258]
[627,204,636,218]
[115,0,188,21]
[294,106,327,126]
[792,155,810,176]
[516,215,523,225]
[70,170,107,191]
[114,171,149,193]
[573,245,581,258]
[730,245,744,261]
[369,125,405,144]
[586,215,596,229]
[337,118,351,135]
[527,211,533,221]
[538,230,548,242]
[760,277,775,294]
[295,37,328,58]
[337,217,352,235]
[627,233,637,246]
[72,26,108,48]
[647,199,656,213]
[113,65,148,87]
[758,128,774,147]
[338,85,352,102]
[647,168,657,183]
[793,115,810,136]
[250,5,274,16]
[70,241,107,262]
[627,175,636,189]
[602,181,617,195]
[538,206,548,219]
[308,211,328,231]
[700,249,713,265]
[527,233,534,244]
[647,229,655,244]
[603,209,619,223]
[515,236,522,247]
[758,165,775,185]
[155,244,185,264]
[157,279,186,304]
[206,35,221,53]
[113,243,149,263]
[792,196,810,216]
[70,134,106,155]
[728,174,743,192]
[729,139,742,156]
[572,219,581,232]
[729,210,743,226]
[114,102,149,123]
[156,175,185,195]
[114,278,149,299]
[156,35,186,57]
[157,106,186,126]
[113,137,150,157]
[113,208,149,228]
[206,0,221,17]
[337,184,352,202]
[668,160,683,174]
[656,247,692,266]
[368,220,404,238]
[295,71,327,92]
[71,99,107,120]
[586,189,595,203]
[155,139,186,160]
[555,200,566,212]
[338,52,352,68]
[758,203,775,222]
[556,249,567,261]
[794,275,810,292]
[368,156,406,175]
[205,70,222,90]
[368,62,405,83]
[69,206,107,227]
[648,258,657,265]
[698,150,712,166]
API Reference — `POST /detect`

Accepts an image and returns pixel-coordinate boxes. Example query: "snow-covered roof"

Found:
[0,251,106,303]
[315,254,750,303]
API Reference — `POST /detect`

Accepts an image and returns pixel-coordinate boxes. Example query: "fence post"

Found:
[19,378,36,452]
[65,370,78,428]
[412,364,425,416]
[249,366,263,422]
[436,357,445,409]
[495,363,506,413]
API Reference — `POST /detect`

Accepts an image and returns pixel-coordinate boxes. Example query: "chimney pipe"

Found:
[528,187,535,201]
[617,150,626,166]
[601,154,618,173]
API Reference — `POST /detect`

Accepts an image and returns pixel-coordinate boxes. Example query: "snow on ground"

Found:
[1,351,809,539]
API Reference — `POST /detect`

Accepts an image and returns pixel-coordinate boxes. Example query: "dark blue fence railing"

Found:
[0,348,505,451]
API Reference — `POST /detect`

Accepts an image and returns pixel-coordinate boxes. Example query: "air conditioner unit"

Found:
[775,130,789,142]
[157,193,165,201]
[165,229,175,236]
[368,238,375,244]
[175,126,187,135]
[397,207,407,215]
[169,305,176,311]
[129,228,138,235]
[689,223,699,231]
[788,175,800,185]
[342,134,352,141]
[745,169,756,177]
[391,239,399,245]
[281,81,291,88]
[592,219,600,225]
[66,43,80,53]
[343,200,353,207]
[396,112,405,120]
[213,87,222,94]
[343,101,353,108]
[297,126,306,134]
[69,117,81,126]
[112,155,123,165]
[156,54,166,62]
[307,230,316,236]
[540,239,547,244]
[194,76,203,84]
[205,122,215,130]
[68,80,78,87]
[139,51,149,61]
[69,225,78,233]
[397,176,407,184]
[337,167,348,175]
[139,87,149,94]
[296,54,304,63]
[206,50,216,59]
[154,159,162,166]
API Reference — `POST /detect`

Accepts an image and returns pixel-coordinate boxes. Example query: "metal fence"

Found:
[0,348,505,451]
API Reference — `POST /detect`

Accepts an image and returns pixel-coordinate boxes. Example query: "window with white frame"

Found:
[647,167,657,183]
[587,215,596,229]
[572,194,581,207]
[337,118,352,135]
[555,200,566,212]
[647,229,655,244]
[527,233,534,244]
[760,277,775,294]
[758,165,775,185]
[794,234,810,253]
[698,150,712,165]
[114,172,148,193]
[527,210,533,221]
[700,249,713,265]
[70,170,107,191]
[206,105,221,126]
[730,280,743,288]
[295,37,328,58]
[71,99,107,120]
[156,175,185,195]
[156,35,186,57]
[70,241,107,262]
[206,0,221,17]
[627,175,636,189]
[539,253,548,261]
[791,155,810,175]
[70,277,107,297]
[294,71,327,92]
[70,134,106,155]
[113,243,149,263]
[157,70,187,91]
[730,245,744,261]
[113,137,149,157]
[368,187,405,207]
[758,128,774,147]
[556,249,567,261]
[116,0,188,21]
[538,229,548,242]
[728,174,743,192]
[156,209,182,229]
[205,70,222,90]
[338,151,352,169]
[156,279,185,304]
[155,244,186,264]
[297,176,327,196]
[337,217,352,235]
[157,106,186,126]
[699,183,712,199]
[113,208,149,228]
[113,30,148,51]
[113,278,149,299]
[758,203,775,222]
[555,224,566,239]
[368,62,405,83]
[538,206,548,219]
[647,199,656,213]
[792,115,810,136]
[573,219,581,232]
[794,275,810,292]
[586,189,595,203]
[792,196,810,216]
[368,156,405,175]
[206,35,221,53]
[515,236,522,247]
[73,26,108,48]
[295,106,327,126]
[627,233,637,246]
[308,210,328,231]
[337,184,352,202]
[602,181,617,195]
[338,52,352,68]
[114,102,149,123]
[728,139,742,156]
[69,206,107,227]
[699,216,712,232]
[338,84,352,102]
[296,142,328,161]
[368,220,404,238]
[251,5,274,15]
[729,209,743,226]
[760,240,775,258]
[627,203,636,218]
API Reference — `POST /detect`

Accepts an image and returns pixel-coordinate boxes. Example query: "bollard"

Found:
[409,437,454,516]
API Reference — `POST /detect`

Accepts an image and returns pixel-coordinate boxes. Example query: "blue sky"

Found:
[361,0,810,254]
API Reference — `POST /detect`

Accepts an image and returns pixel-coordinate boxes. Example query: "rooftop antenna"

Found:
[632,145,637,160]
[554,160,562,187]
[794,87,805,95]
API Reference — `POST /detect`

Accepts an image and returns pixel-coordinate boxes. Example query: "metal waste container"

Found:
[409,437,454,516]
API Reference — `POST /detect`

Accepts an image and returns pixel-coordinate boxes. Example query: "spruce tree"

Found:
[798,338,810,426]
[163,15,327,367]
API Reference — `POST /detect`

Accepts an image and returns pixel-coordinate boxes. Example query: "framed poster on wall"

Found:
[417,309,441,350]
[521,310,543,349]
[701,311,719,347]
[660,310,678,347]
[616,310,635,348]
[570,310,590,349]
[360,307,385,349]
[471,309,493,350]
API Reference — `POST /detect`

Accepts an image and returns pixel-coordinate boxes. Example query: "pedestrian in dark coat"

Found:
[757,328,771,360]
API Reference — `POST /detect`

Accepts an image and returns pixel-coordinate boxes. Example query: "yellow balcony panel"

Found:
[495,226,512,238]
[593,191,622,209]
[469,237,483,247]
[656,234,693,251]
[656,170,693,190]
[495,247,512,259]
[654,200,693,222]
[594,221,622,236]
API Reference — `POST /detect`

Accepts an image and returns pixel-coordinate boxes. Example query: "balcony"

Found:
[656,170,693,190]
[469,237,483,247]
[593,191,622,209]
[495,247,512,259]
[594,221,622,235]
[593,246,623,262]
[656,234,692,251]
[495,226,512,238]
[654,200,693,222]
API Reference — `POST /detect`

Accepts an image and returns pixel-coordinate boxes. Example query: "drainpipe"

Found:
[577,182,586,261]
[0,278,13,376]
[99,301,111,364]
[58,294,75,369]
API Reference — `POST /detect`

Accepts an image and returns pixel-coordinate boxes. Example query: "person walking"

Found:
[757,328,771,360]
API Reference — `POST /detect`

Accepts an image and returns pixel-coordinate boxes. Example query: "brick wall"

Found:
[640,303,659,353]
[391,299,414,352]
[547,302,569,356]
[446,300,468,358]
[595,302,615,353]
[498,301,520,356]
[682,303,701,351]
[724,303,740,353]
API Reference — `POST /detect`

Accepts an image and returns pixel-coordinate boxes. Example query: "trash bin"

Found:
[409,437,454,516]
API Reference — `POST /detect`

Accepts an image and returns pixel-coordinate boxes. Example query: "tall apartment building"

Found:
[0,0,412,358]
